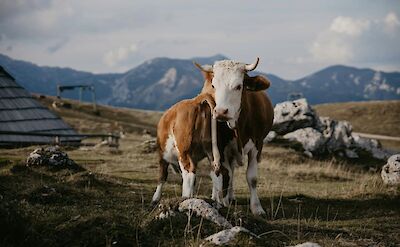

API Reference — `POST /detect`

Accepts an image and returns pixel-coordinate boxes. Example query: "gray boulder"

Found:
[272,98,319,135]
[381,154,400,185]
[26,146,83,171]
[283,128,325,156]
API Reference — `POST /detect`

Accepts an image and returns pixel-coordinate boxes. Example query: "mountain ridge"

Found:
[0,53,399,110]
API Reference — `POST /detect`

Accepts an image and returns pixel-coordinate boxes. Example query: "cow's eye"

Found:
[211,84,215,89]
[235,85,242,91]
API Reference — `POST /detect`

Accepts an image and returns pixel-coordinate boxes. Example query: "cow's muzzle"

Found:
[213,108,231,121]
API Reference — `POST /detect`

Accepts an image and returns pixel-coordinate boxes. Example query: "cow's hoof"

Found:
[150,200,159,207]
[251,206,266,217]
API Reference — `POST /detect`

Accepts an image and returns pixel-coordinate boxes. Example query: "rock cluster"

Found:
[269,98,391,160]
[138,138,158,153]
[155,198,257,246]
[26,146,83,171]
[381,154,400,185]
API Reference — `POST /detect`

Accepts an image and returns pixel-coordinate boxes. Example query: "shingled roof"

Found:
[0,66,81,146]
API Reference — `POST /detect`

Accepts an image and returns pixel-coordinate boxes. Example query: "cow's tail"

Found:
[198,94,221,176]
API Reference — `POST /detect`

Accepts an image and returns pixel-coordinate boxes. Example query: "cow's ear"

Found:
[244,74,271,91]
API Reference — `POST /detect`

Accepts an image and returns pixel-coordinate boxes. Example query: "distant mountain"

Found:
[0,53,399,110]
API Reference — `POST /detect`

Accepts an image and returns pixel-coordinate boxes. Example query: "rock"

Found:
[381,154,400,185]
[202,226,258,246]
[138,138,157,153]
[264,131,277,143]
[283,127,325,154]
[271,98,390,161]
[178,198,232,229]
[272,98,319,135]
[351,134,390,160]
[26,146,83,171]
[291,242,322,247]
[320,118,353,152]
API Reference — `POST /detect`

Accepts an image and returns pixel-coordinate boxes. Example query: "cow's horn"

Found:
[245,57,259,71]
[193,61,213,73]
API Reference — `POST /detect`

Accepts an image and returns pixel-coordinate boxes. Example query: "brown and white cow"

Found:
[151,89,242,205]
[195,58,274,215]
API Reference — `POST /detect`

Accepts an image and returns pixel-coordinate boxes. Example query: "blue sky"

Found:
[0,0,399,79]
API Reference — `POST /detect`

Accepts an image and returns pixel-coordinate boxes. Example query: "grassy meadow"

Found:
[0,96,399,246]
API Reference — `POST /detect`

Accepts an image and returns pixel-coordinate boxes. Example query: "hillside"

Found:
[1,96,399,246]
[1,53,399,111]
[314,100,400,137]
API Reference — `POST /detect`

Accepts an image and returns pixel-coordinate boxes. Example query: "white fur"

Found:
[247,145,266,215]
[163,134,178,164]
[179,161,195,198]
[152,183,164,203]
[212,60,245,124]
[210,171,223,203]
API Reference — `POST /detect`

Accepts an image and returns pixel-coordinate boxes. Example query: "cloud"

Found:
[384,12,400,31]
[103,43,138,67]
[330,16,370,36]
[310,12,400,66]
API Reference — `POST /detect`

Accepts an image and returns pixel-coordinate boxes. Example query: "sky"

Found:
[0,0,399,79]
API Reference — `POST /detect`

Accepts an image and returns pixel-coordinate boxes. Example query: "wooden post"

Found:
[91,86,97,112]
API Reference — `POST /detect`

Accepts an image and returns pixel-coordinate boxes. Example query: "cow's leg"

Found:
[151,158,169,205]
[228,163,235,201]
[179,155,196,198]
[209,170,222,203]
[221,160,233,206]
[247,146,266,215]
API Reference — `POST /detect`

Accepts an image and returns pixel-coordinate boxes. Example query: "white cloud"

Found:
[310,34,353,63]
[103,43,138,67]
[384,12,400,31]
[330,16,370,36]
[310,12,400,66]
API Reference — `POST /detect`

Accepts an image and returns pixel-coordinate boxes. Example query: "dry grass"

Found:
[1,97,399,246]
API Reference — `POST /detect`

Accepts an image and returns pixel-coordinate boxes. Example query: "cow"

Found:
[195,58,274,215]
[151,94,244,206]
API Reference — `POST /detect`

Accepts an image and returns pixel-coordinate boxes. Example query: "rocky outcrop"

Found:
[272,99,319,135]
[269,98,391,160]
[155,198,258,245]
[291,243,322,247]
[138,138,158,153]
[203,226,258,246]
[178,198,232,229]
[26,146,83,171]
[381,154,400,185]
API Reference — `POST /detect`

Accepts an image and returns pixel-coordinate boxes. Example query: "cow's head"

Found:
[195,58,270,129]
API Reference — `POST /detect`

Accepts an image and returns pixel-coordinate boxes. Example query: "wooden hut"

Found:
[0,66,81,146]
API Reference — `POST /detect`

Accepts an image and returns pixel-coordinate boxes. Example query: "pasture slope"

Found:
[0,96,399,246]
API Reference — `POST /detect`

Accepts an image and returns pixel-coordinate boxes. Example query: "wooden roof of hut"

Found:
[0,66,81,146]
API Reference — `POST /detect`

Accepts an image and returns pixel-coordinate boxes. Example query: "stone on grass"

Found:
[26,146,83,171]
[291,242,322,247]
[203,226,258,246]
[264,131,277,143]
[351,134,390,160]
[138,138,157,153]
[381,154,400,185]
[272,98,319,135]
[283,127,325,155]
[178,198,232,229]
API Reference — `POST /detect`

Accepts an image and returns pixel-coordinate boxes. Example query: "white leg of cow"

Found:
[179,161,195,198]
[228,164,235,201]
[247,147,266,215]
[152,182,164,203]
[210,171,222,203]
[222,160,233,207]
